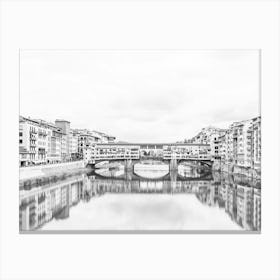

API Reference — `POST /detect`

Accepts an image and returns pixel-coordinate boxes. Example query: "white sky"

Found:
[20,50,260,142]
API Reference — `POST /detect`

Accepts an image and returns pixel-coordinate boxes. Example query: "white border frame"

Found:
[1,1,280,279]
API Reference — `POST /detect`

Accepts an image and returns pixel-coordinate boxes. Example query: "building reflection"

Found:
[19,169,261,231]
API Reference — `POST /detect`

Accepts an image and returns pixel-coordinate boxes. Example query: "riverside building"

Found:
[19,116,51,166]
[219,117,261,173]
[190,126,227,157]
[69,129,79,160]
[55,119,71,161]
[185,116,261,176]
[19,116,116,166]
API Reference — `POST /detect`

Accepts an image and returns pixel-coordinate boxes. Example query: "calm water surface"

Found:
[19,163,261,232]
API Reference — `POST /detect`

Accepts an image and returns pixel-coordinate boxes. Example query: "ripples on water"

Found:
[19,163,261,232]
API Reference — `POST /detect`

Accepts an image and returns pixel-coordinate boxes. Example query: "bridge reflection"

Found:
[19,166,261,232]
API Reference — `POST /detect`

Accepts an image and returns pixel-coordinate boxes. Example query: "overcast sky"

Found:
[20,50,260,142]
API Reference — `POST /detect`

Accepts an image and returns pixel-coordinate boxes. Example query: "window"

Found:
[19,139,23,144]
[19,132,23,136]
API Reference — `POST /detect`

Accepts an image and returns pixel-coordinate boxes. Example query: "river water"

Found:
[19,163,261,232]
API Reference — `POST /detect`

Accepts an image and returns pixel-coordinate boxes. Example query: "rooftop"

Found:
[55,119,70,123]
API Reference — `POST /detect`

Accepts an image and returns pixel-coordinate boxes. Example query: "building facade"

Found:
[190,126,227,158]
[55,120,71,161]
[219,117,261,171]
[48,127,63,163]
[19,117,51,166]
[69,129,79,160]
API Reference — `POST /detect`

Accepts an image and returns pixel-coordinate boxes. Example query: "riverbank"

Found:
[19,160,88,182]
[212,160,261,180]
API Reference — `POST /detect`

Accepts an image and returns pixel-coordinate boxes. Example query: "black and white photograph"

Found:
[19,50,261,232]
[1,1,280,280]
